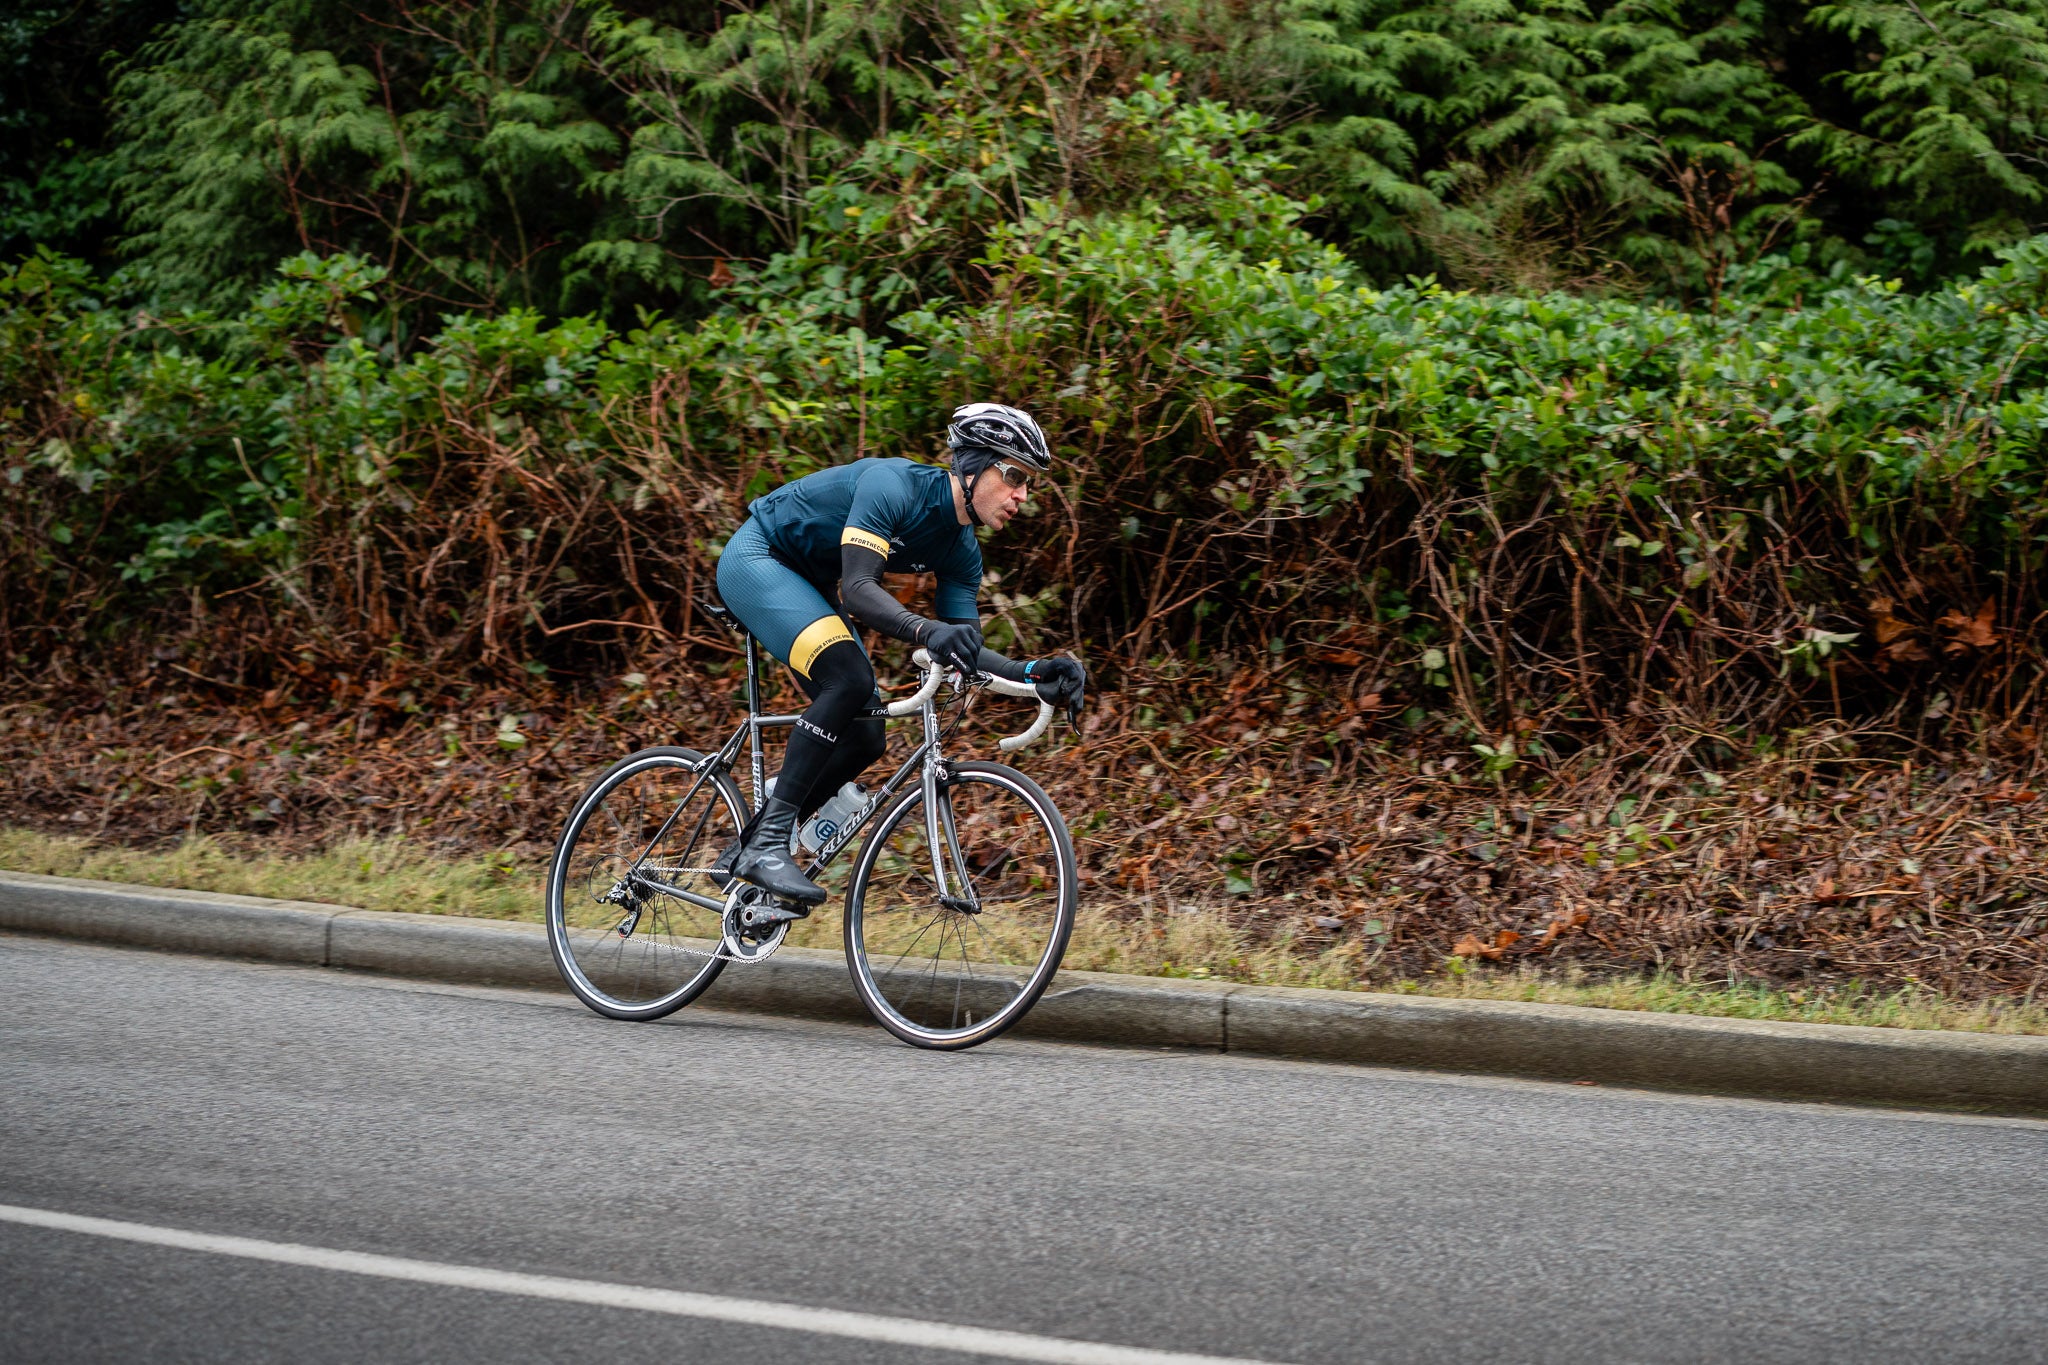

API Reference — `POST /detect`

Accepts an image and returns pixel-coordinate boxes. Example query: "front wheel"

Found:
[546,746,744,1020]
[843,760,1077,1049]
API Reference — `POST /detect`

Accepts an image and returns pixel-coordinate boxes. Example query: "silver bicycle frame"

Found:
[660,633,1048,906]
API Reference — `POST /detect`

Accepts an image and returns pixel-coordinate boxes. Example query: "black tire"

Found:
[546,746,744,1020]
[843,760,1076,1049]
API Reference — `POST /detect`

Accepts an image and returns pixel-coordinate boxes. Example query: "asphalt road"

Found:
[2,934,2044,1365]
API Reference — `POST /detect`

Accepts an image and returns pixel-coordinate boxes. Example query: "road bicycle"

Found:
[544,602,1078,1049]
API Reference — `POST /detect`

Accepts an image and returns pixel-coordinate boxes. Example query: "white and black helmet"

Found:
[946,401,1053,472]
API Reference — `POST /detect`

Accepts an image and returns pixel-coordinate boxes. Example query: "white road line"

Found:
[0,1202,1288,1365]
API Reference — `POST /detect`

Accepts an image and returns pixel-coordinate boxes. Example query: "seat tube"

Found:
[745,633,766,811]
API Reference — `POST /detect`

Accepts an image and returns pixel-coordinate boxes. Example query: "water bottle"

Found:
[798,782,868,855]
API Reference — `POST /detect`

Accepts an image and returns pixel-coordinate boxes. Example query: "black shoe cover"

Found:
[730,798,826,905]
[731,846,824,904]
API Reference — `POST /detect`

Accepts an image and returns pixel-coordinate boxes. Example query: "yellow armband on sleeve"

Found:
[841,526,890,557]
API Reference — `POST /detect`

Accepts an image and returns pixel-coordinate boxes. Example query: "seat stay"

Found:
[618,718,750,880]
[627,760,717,879]
[701,716,752,771]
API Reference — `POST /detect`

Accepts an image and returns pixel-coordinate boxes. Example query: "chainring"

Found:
[719,886,794,962]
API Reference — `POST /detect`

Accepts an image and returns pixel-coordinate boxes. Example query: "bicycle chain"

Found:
[603,914,785,966]
[599,869,789,965]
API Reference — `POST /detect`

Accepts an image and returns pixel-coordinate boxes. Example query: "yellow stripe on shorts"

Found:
[840,526,890,557]
[789,614,855,679]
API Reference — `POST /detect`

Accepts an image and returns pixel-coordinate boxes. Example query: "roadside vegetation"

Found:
[4,0,2046,1015]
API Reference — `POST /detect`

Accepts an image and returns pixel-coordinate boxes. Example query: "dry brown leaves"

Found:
[3,647,2045,1001]
[1868,596,1932,668]
[1936,599,1999,655]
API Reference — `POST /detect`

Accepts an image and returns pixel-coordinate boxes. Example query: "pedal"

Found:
[738,900,810,931]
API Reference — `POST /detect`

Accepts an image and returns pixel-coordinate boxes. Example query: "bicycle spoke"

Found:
[846,764,1074,1048]
[547,748,741,1020]
[878,905,950,984]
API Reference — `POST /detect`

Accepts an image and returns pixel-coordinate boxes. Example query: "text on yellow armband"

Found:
[841,526,890,557]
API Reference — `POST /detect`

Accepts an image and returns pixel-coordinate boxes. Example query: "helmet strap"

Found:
[960,467,988,528]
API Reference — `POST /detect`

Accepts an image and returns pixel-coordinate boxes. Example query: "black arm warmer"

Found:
[839,542,933,646]
[838,543,1034,682]
[958,629,1031,684]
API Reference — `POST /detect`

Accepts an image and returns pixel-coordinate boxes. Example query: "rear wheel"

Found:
[843,761,1076,1049]
[546,746,744,1020]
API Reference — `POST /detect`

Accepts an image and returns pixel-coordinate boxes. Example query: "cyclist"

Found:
[711,402,1087,919]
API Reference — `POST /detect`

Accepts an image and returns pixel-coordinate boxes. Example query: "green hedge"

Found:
[6,64,2047,731]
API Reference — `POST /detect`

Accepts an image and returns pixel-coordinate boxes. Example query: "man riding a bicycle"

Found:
[711,402,1087,920]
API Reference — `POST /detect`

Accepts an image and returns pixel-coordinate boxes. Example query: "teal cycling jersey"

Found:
[746,458,982,619]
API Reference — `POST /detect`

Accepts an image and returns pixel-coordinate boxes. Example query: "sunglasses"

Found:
[991,460,1032,490]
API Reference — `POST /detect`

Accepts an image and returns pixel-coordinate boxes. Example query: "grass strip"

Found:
[4,827,2043,1036]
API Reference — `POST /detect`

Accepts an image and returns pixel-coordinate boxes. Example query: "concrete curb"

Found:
[3,868,2044,1115]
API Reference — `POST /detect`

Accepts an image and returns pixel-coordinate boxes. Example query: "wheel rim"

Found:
[848,768,1072,1044]
[550,752,741,1015]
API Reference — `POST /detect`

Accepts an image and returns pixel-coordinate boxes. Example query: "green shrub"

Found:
[7,3,2048,746]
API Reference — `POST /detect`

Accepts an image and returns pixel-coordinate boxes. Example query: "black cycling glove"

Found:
[1025,656,1086,723]
[923,620,984,676]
